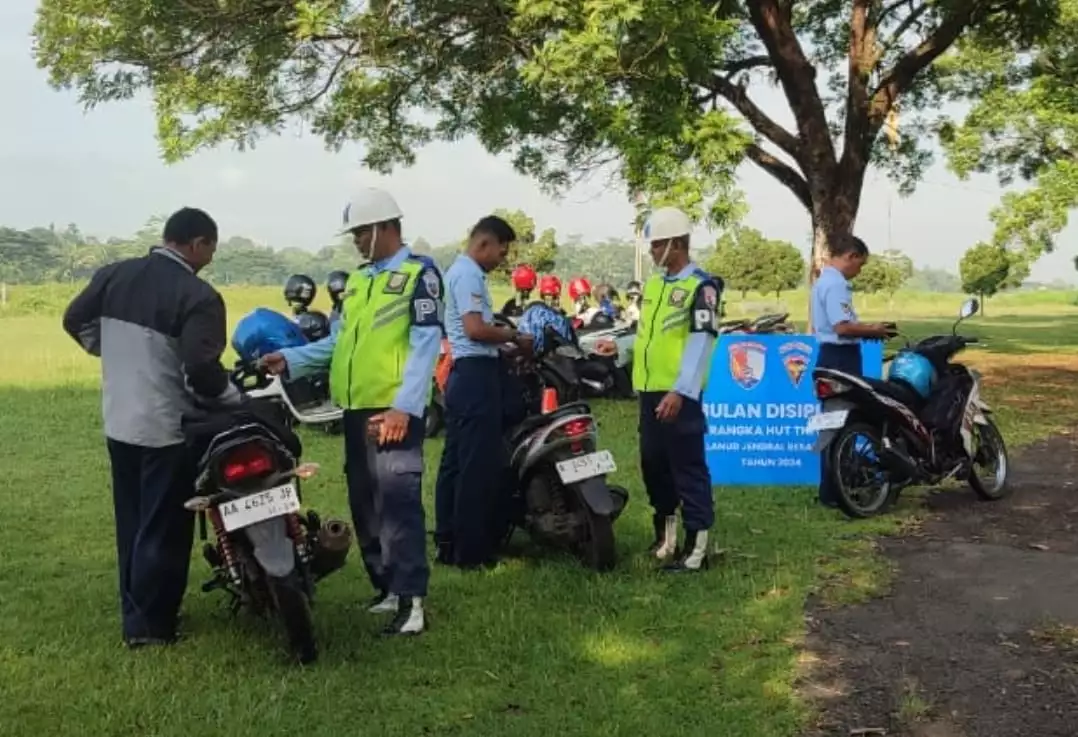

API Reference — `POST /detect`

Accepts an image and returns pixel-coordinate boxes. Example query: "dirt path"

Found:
[801,431,1078,737]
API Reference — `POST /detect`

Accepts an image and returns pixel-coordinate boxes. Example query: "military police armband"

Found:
[690,282,720,334]
[411,267,445,327]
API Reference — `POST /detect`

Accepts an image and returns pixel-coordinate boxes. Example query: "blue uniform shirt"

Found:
[444,254,498,360]
[812,265,858,345]
[278,246,444,418]
[670,262,721,401]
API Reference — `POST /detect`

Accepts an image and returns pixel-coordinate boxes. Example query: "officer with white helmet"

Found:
[632,206,723,572]
[261,187,443,634]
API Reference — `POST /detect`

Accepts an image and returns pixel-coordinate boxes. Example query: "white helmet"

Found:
[644,206,692,242]
[339,187,403,235]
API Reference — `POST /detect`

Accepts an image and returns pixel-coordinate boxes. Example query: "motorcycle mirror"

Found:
[959,298,979,320]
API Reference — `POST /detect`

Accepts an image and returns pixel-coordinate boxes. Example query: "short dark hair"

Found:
[163,207,218,246]
[470,215,516,244]
[829,233,869,258]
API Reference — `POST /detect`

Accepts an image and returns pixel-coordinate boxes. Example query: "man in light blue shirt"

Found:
[261,188,443,636]
[433,215,532,569]
[811,234,894,507]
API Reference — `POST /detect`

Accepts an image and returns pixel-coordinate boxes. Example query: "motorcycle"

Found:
[719,312,795,335]
[808,298,1010,518]
[500,351,629,571]
[182,373,353,664]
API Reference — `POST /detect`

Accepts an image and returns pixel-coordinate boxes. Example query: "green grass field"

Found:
[1,285,1076,737]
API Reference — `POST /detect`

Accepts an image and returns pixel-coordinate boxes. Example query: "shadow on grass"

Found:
[0,385,897,737]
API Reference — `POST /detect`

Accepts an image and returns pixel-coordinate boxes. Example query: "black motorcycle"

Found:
[182,374,352,664]
[498,351,629,571]
[810,298,1010,518]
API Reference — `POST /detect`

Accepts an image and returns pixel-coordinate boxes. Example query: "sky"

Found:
[1,1,1074,283]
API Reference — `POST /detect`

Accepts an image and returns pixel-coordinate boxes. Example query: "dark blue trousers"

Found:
[434,357,504,567]
[816,343,863,506]
[106,439,195,641]
[638,392,714,532]
[342,410,429,598]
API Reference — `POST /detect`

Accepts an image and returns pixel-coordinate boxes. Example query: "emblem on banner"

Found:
[728,340,766,390]
[779,340,813,388]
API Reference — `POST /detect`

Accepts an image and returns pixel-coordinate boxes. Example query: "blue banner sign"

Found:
[702,335,883,485]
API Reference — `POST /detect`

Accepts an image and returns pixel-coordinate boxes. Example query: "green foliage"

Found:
[852,250,912,296]
[705,227,805,297]
[940,0,1078,259]
[960,242,1012,298]
[32,0,1060,245]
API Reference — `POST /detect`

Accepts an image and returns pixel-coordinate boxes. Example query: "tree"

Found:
[410,237,432,255]
[705,227,802,297]
[756,240,805,297]
[33,1,1060,283]
[941,0,1078,264]
[852,251,911,300]
[959,242,1011,311]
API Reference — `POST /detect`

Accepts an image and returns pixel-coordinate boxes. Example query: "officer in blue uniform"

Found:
[262,188,442,635]
[811,234,894,507]
[434,215,531,569]
[633,206,723,573]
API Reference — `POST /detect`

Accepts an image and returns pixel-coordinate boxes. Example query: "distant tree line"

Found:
[1,211,992,297]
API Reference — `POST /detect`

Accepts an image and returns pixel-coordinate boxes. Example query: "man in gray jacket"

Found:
[63,207,240,648]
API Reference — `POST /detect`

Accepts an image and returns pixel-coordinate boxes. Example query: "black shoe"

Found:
[662,530,710,573]
[124,634,178,649]
[382,597,425,636]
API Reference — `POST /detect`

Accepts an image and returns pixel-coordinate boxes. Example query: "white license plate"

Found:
[555,450,617,484]
[807,410,849,432]
[218,483,300,532]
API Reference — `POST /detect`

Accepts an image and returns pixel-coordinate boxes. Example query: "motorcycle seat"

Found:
[862,376,923,408]
[506,402,592,446]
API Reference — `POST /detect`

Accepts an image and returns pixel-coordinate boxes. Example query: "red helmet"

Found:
[538,274,562,298]
[511,264,537,291]
[568,276,592,301]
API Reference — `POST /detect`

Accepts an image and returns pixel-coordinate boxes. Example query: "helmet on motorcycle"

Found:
[887,351,937,399]
[568,276,592,301]
[511,264,538,292]
[326,270,349,306]
[339,187,403,234]
[231,307,308,363]
[538,274,562,298]
[284,274,316,309]
[296,310,331,342]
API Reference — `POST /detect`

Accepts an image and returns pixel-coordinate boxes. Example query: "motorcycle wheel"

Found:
[581,507,616,572]
[425,402,445,438]
[267,570,317,665]
[967,419,1010,501]
[829,423,898,519]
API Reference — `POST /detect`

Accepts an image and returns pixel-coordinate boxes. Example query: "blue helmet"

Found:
[887,351,937,399]
[231,307,309,363]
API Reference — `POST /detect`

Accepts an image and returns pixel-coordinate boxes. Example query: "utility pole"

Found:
[631,191,649,282]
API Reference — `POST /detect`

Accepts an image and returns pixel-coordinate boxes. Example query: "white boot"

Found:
[383,597,425,636]
[650,514,678,560]
[663,530,710,573]
[367,591,399,614]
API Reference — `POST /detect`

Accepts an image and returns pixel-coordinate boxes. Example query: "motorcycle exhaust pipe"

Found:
[877,437,918,481]
[309,518,353,580]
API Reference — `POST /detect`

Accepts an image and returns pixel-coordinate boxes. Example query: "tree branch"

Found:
[841,0,878,184]
[747,0,837,176]
[719,55,772,74]
[745,143,812,212]
[706,74,802,163]
[870,2,980,130]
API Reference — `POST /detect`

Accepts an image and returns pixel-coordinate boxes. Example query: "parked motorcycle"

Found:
[182,380,352,664]
[500,355,629,571]
[719,312,795,335]
[809,298,1009,518]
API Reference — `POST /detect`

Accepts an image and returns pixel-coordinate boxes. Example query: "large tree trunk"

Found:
[805,186,859,330]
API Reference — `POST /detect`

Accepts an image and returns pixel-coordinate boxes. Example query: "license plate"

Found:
[807,410,849,432]
[555,450,617,484]
[218,483,300,532]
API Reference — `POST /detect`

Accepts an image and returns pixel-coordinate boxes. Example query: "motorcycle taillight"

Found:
[220,444,274,485]
[562,419,592,438]
[814,377,847,399]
